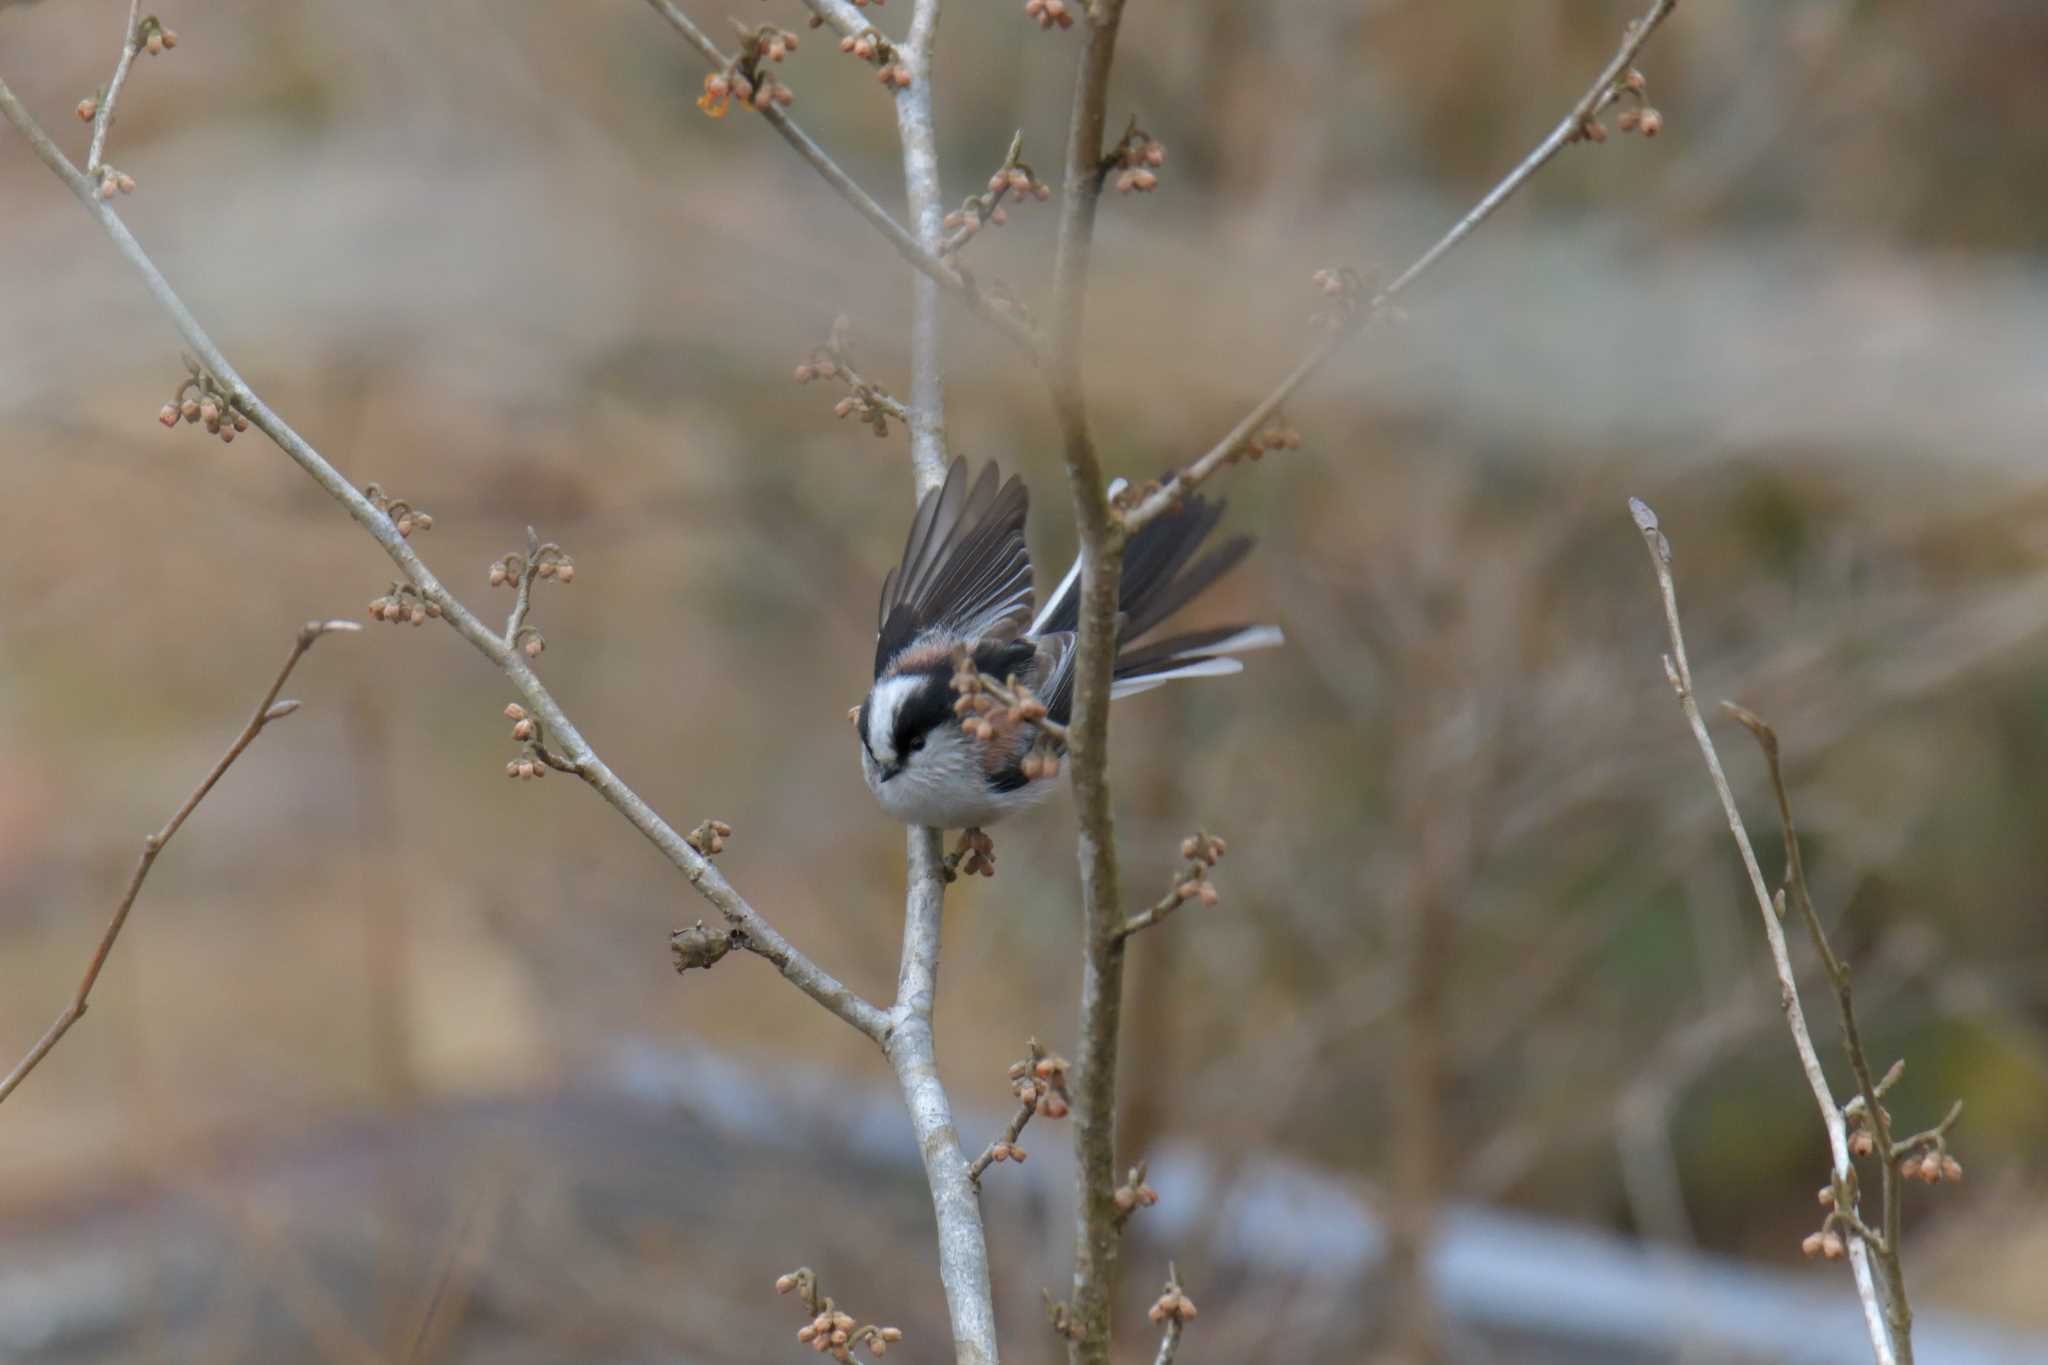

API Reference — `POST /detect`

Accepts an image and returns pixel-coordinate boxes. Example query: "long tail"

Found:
[1036,483,1282,718]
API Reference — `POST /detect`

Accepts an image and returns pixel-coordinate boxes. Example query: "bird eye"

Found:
[907,735,926,753]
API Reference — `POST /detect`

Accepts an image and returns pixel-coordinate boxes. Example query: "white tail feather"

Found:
[1031,554,1082,634]
[1186,624,1285,659]
[1111,656,1244,698]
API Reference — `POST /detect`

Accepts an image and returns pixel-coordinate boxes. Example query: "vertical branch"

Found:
[892,0,951,497]
[1045,7,1132,1364]
[883,828,997,1365]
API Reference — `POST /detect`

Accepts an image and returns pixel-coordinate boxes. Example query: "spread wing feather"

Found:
[874,459,1034,676]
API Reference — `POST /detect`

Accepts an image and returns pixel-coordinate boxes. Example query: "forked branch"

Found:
[1630,497,1907,1365]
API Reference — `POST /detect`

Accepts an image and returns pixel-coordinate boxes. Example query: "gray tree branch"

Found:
[1120,0,1682,535]
[642,0,1038,361]
[1630,497,1898,1365]
[0,66,892,1046]
[1042,4,1134,1361]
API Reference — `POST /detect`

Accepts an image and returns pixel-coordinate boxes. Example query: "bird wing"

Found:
[875,458,1035,677]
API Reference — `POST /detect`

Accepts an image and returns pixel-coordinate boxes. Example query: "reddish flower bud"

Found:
[1638,108,1663,137]
[158,403,180,427]
[76,98,97,122]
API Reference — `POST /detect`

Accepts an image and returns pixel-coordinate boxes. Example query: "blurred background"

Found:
[3,0,2047,1360]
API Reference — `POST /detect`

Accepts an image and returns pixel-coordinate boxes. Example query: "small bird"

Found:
[857,458,1282,831]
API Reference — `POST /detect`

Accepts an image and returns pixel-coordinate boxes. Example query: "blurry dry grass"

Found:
[4,0,2048,1353]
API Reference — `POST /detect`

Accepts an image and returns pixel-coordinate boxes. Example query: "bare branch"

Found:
[640,0,1039,362]
[890,0,949,493]
[1121,0,1682,534]
[1723,699,1919,1350]
[1629,497,1898,1365]
[883,828,998,1365]
[0,619,359,1106]
[0,66,891,1046]
[84,0,140,176]
[1115,832,1225,942]
[1040,5,1135,1360]
[968,1038,1069,1186]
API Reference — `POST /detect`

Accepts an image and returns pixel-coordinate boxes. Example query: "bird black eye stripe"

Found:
[890,668,956,760]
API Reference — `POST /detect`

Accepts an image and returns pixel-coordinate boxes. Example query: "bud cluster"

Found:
[1900,1148,1963,1185]
[1577,67,1663,144]
[367,582,441,627]
[1147,1281,1198,1326]
[1006,1040,1072,1121]
[1112,1161,1160,1221]
[363,483,435,538]
[1308,264,1377,334]
[951,652,1063,784]
[1108,124,1166,195]
[942,143,1052,250]
[836,29,914,88]
[699,24,801,118]
[1170,830,1227,909]
[774,1270,902,1362]
[687,818,735,857]
[943,827,991,878]
[159,365,251,444]
[501,702,551,779]
[795,316,902,439]
[1022,0,1075,29]
[97,168,138,199]
[1238,416,1302,465]
[488,543,576,588]
[136,15,179,57]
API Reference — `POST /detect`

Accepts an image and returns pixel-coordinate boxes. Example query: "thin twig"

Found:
[1630,497,1898,1365]
[1120,0,1681,535]
[968,1093,1039,1186]
[1891,1099,1965,1160]
[1725,700,1915,1351]
[0,65,892,1047]
[85,0,141,176]
[504,526,542,645]
[1113,885,1185,943]
[0,619,359,1106]
[640,0,1039,362]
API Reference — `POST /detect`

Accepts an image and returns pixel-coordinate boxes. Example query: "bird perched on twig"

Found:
[856,458,1281,832]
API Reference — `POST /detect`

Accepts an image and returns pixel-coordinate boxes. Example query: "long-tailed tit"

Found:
[857,458,1282,830]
